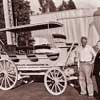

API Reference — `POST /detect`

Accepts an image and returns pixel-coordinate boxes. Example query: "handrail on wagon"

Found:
[63,42,77,70]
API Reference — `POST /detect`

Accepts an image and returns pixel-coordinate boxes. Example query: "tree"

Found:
[58,0,76,11]
[58,0,69,11]
[48,0,56,12]
[0,0,31,46]
[0,0,6,44]
[39,0,56,13]
[12,0,31,26]
[39,0,76,13]
[0,2,5,28]
[68,0,76,9]
[12,0,31,48]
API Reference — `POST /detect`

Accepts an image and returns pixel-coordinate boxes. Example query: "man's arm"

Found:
[91,47,96,63]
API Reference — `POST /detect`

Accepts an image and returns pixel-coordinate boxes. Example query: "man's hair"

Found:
[81,36,87,41]
[96,40,100,46]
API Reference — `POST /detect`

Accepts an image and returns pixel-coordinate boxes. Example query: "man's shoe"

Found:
[95,96,100,100]
[88,94,94,97]
[80,93,87,96]
[88,95,94,99]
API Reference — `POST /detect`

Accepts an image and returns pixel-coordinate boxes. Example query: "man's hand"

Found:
[88,61,94,65]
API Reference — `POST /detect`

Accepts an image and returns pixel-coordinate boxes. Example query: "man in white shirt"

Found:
[77,37,96,97]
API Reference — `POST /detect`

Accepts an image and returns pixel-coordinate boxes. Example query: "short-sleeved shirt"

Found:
[77,45,96,62]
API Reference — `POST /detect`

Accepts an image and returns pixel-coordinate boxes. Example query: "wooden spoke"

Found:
[47,73,53,80]
[47,80,52,83]
[59,79,65,82]
[6,77,11,88]
[7,76,15,84]
[4,77,7,88]
[0,63,3,70]
[3,60,6,70]
[58,82,64,88]
[0,77,4,87]
[56,84,62,92]
[53,69,56,77]
[58,75,63,80]
[49,71,54,79]
[54,84,58,93]
[55,70,60,77]
[48,83,52,88]
[8,74,16,78]
[51,83,55,91]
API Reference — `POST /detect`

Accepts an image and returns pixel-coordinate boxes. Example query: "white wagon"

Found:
[0,22,78,95]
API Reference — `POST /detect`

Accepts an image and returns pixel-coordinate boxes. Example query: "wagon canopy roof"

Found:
[0,22,63,32]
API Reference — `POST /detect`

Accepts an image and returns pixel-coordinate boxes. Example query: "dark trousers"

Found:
[95,74,100,96]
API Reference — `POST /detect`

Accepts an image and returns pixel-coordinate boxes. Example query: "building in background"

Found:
[30,8,100,46]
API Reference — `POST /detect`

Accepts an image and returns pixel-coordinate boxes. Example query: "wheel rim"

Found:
[0,59,18,90]
[44,68,67,95]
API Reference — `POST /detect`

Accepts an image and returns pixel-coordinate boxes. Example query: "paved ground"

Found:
[0,80,96,100]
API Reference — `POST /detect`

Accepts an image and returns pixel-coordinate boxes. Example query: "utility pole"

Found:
[3,0,16,45]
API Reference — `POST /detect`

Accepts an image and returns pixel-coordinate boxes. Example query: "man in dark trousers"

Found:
[94,40,100,99]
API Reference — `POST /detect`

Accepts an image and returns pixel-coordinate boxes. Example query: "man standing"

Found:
[77,37,96,97]
[93,40,100,99]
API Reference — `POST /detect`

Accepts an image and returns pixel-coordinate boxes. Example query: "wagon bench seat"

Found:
[27,54,38,62]
[8,55,19,62]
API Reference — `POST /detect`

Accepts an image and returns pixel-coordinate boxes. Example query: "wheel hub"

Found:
[54,77,59,84]
[0,71,8,78]
[0,72,5,77]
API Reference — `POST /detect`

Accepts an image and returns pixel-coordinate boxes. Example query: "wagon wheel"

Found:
[44,68,67,95]
[0,59,18,90]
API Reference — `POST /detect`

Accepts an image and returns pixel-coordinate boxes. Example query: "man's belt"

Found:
[80,61,91,63]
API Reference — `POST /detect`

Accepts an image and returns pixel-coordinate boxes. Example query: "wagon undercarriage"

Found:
[0,41,78,95]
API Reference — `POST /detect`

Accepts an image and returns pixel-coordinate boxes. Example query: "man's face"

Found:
[81,38,87,47]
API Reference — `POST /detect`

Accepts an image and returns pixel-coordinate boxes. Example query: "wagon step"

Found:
[19,72,45,76]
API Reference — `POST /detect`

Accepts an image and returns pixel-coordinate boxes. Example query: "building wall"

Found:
[30,8,100,46]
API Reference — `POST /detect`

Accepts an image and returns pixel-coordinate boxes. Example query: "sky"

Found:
[28,0,100,14]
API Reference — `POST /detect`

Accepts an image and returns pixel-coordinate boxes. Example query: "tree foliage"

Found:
[0,0,6,44]
[12,0,31,26]
[0,0,31,46]
[39,0,56,13]
[12,0,31,47]
[58,0,76,11]
[67,0,76,9]
[39,0,76,13]
[58,0,69,11]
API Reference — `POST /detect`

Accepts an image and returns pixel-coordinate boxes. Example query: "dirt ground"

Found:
[0,80,97,100]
